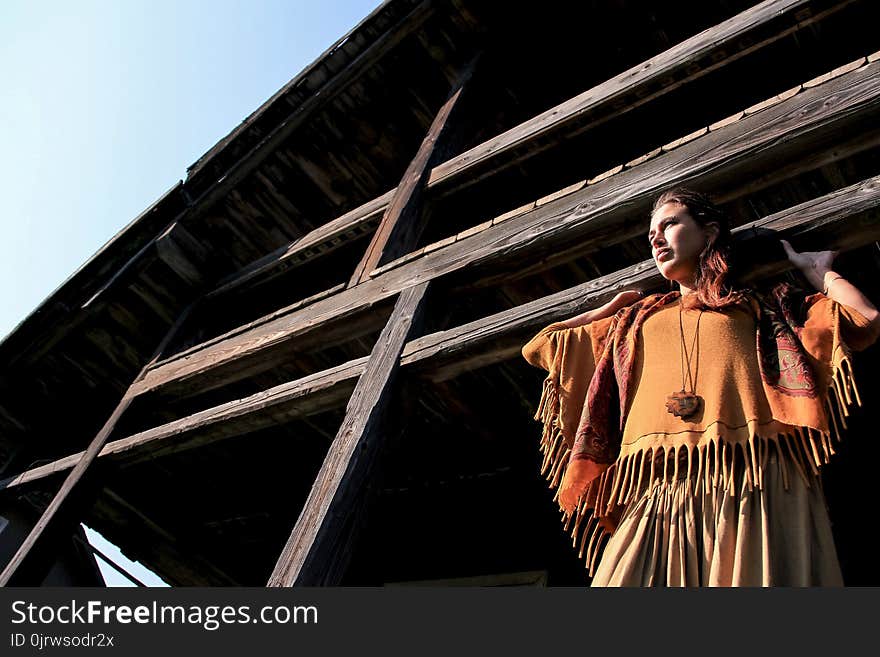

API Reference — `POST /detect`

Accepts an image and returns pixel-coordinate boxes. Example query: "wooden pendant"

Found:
[666,391,702,419]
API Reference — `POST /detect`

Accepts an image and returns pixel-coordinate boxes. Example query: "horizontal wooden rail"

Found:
[6,173,880,491]
[400,174,880,381]
[0,357,367,493]
[126,59,880,399]
[195,0,848,298]
[426,0,851,192]
[204,192,391,300]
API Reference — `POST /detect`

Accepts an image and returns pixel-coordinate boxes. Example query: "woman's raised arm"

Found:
[781,239,880,331]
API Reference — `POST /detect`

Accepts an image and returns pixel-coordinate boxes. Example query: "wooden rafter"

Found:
[199,0,853,300]
[426,0,855,193]
[125,60,880,399]
[268,281,430,586]
[0,306,193,586]
[6,173,880,493]
[348,61,475,286]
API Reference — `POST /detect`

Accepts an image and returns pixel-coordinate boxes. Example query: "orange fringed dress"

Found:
[522,293,878,586]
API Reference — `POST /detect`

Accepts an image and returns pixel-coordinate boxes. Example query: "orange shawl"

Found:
[522,284,878,572]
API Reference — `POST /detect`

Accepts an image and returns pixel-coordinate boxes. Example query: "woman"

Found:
[522,188,880,586]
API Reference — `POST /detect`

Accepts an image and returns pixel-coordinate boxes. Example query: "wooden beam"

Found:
[3,0,849,375]
[268,281,430,586]
[127,59,880,399]
[0,306,192,586]
[8,173,880,493]
[456,125,880,295]
[1,1,430,373]
[425,0,853,194]
[175,2,435,230]
[197,0,845,301]
[399,174,880,380]
[0,356,366,492]
[205,192,391,300]
[349,63,474,287]
[136,296,389,399]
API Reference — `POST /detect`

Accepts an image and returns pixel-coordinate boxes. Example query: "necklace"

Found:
[666,301,703,419]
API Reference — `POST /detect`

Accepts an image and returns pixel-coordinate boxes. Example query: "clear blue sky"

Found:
[0,0,381,341]
[1,0,381,585]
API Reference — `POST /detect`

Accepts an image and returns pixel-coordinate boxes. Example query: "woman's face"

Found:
[648,201,712,283]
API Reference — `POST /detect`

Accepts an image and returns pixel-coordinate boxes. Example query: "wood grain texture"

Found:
[425,0,850,193]
[206,191,392,300]
[0,357,367,492]
[349,64,472,286]
[129,60,880,398]
[0,307,192,585]
[196,0,842,301]
[268,281,429,586]
[399,173,880,380]
[6,175,880,494]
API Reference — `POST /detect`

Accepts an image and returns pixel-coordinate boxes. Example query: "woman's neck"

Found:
[678,278,697,297]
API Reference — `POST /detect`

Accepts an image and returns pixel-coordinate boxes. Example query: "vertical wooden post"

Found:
[0,305,194,586]
[268,281,429,586]
[348,61,476,287]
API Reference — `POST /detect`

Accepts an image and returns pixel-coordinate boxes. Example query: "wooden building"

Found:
[2,0,880,586]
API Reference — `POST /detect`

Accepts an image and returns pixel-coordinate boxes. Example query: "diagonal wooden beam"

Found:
[209,0,855,301]
[0,356,367,493]
[0,306,193,586]
[1,3,435,372]
[5,175,880,492]
[426,0,855,194]
[127,59,880,399]
[348,62,475,287]
[268,281,430,586]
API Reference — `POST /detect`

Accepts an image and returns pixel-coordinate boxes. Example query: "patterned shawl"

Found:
[558,283,835,508]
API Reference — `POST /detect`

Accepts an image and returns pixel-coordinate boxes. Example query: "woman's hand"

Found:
[781,239,879,328]
[560,290,642,329]
[781,239,836,292]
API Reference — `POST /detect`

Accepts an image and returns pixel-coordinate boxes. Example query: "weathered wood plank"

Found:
[0,357,367,492]
[426,0,852,193]
[134,297,389,398]
[129,60,880,398]
[175,2,435,230]
[399,174,880,380]
[157,282,349,369]
[268,281,430,586]
[206,191,392,300]
[197,0,842,300]
[7,175,880,493]
[0,306,192,585]
[349,65,473,286]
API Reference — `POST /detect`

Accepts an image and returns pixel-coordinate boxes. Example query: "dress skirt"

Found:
[590,447,843,587]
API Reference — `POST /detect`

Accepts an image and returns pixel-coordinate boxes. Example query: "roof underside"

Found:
[4,0,880,585]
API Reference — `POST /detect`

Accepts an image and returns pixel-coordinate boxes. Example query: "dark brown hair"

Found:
[651,187,744,309]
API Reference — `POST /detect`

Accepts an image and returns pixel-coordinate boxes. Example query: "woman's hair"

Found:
[651,187,744,309]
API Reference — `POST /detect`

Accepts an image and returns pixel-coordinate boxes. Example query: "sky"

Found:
[1,0,381,585]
